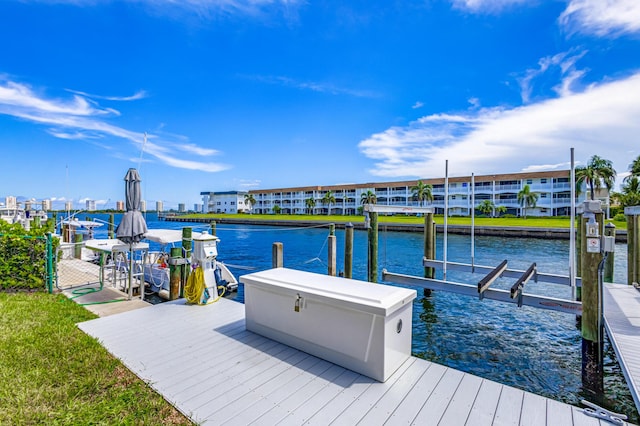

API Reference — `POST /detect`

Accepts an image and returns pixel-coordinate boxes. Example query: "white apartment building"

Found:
[85,199,97,211]
[156,201,164,212]
[241,170,594,217]
[201,191,249,214]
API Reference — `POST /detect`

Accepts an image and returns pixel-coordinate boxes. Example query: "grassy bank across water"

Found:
[179,213,628,231]
[0,292,191,425]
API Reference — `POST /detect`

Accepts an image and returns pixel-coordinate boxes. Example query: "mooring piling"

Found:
[328,224,337,276]
[579,200,605,397]
[367,211,379,283]
[108,213,114,238]
[272,242,284,268]
[169,247,182,300]
[344,222,354,279]
[604,222,615,283]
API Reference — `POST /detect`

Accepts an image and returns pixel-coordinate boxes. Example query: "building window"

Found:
[526,179,533,184]
[541,179,547,184]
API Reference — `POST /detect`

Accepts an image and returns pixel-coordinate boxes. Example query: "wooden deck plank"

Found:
[384,362,446,424]
[519,392,547,426]
[466,380,503,426]
[493,385,524,425]
[438,373,484,425]
[77,297,615,426]
[603,283,640,413]
[412,367,466,425]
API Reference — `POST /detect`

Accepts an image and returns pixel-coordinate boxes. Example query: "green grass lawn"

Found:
[0,292,192,425]
[185,213,628,230]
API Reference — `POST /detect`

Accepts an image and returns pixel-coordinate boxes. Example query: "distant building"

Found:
[140,200,146,212]
[86,200,97,211]
[116,201,124,211]
[200,191,248,214]
[65,201,73,212]
[211,170,595,218]
[194,203,203,212]
[178,203,186,213]
[156,201,164,212]
[4,196,17,209]
[41,199,51,211]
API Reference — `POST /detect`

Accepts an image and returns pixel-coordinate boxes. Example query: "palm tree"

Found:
[477,200,495,217]
[272,205,281,215]
[624,155,640,184]
[517,184,539,219]
[618,176,640,207]
[360,190,377,206]
[304,197,316,215]
[321,191,336,215]
[410,180,433,207]
[575,155,617,200]
[243,193,256,214]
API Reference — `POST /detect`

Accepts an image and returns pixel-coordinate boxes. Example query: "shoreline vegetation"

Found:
[165,213,629,242]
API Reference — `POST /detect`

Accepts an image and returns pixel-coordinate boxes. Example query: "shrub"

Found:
[613,213,626,222]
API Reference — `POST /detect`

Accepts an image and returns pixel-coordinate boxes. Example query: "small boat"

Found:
[143,228,238,300]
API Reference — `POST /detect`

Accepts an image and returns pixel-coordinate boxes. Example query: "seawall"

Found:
[163,216,628,243]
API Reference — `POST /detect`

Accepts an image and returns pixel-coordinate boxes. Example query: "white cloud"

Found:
[243,74,378,98]
[359,72,640,182]
[66,89,148,102]
[560,0,640,37]
[412,101,424,109]
[517,49,588,103]
[0,77,230,173]
[450,0,532,13]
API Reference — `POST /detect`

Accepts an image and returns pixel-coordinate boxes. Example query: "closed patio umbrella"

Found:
[116,168,148,299]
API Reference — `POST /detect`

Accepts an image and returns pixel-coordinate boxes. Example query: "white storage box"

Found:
[240,268,417,382]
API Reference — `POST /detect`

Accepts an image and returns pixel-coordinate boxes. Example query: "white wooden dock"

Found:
[79,298,611,425]
[604,283,640,413]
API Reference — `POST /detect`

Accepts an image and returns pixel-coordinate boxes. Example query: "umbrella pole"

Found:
[128,246,133,300]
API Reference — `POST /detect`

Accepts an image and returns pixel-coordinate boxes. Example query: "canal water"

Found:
[83,213,638,421]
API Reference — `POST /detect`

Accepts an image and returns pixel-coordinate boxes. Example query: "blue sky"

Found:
[1,0,639,210]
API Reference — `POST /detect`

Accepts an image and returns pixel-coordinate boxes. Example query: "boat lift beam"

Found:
[382,270,582,316]
[423,259,582,287]
[510,263,537,307]
[478,259,507,299]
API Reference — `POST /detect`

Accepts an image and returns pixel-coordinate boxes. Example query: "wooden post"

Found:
[108,213,115,238]
[210,220,216,236]
[181,227,192,298]
[580,201,604,396]
[344,222,354,279]
[272,242,283,268]
[169,247,182,300]
[635,215,640,286]
[627,213,635,285]
[367,212,378,283]
[604,223,615,283]
[328,235,337,276]
[423,212,435,296]
[74,233,83,259]
[329,223,335,236]
[576,214,583,301]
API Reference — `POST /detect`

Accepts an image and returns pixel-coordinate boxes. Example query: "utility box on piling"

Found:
[241,268,417,382]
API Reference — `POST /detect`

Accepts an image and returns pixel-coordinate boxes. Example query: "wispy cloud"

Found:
[0,76,230,173]
[242,74,379,98]
[450,0,533,13]
[559,0,640,37]
[66,89,148,102]
[359,72,640,180]
[516,49,588,103]
[412,101,424,109]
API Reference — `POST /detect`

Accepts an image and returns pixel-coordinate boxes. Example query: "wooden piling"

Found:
[210,221,216,236]
[604,223,615,283]
[367,212,378,283]
[108,213,114,238]
[74,233,83,259]
[580,202,604,396]
[169,247,182,300]
[344,222,354,279]
[328,235,337,276]
[635,215,640,286]
[628,213,635,285]
[181,227,192,298]
[424,212,435,279]
[272,242,283,268]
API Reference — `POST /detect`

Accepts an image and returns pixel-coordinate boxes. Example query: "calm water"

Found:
[79,213,638,421]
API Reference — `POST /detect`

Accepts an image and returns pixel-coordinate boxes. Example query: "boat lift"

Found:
[383,257,583,315]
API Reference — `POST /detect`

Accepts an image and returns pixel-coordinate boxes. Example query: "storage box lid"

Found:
[240,268,416,316]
